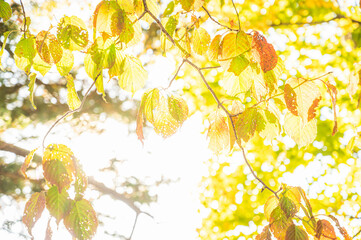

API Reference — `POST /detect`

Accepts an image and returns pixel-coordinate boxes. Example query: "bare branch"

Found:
[202,7,238,31]
[127,213,139,240]
[166,59,185,89]
[231,0,241,30]
[270,15,361,27]
[19,0,27,38]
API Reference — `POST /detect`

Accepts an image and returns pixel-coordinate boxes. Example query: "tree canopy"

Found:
[0,0,361,239]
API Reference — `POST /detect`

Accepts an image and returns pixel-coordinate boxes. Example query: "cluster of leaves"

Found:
[21,144,97,239]
[257,184,352,240]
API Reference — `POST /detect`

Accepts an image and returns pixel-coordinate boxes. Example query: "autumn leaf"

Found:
[35,30,63,64]
[20,147,38,178]
[328,215,352,240]
[46,186,71,224]
[14,37,37,74]
[208,34,222,61]
[233,107,265,143]
[264,194,279,221]
[0,0,12,21]
[220,31,250,60]
[33,54,51,76]
[63,199,98,240]
[256,226,272,240]
[74,168,88,200]
[269,206,293,239]
[280,196,298,218]
[179,0,195,11]
[57,16,89,51]
[192,27,211,55]
[207,111,230,154]
[284,112,317,148]
[23,191,46,235]
[42,144,76,192]
[66,74,81,110]
[251,31,278,73]
[228,54,249,76]
[118,54,147,94]
[56,48,74,76]
[285,225,309,240]
[28,73,37,109]
[315,219,336,240]
[117,0,135,13]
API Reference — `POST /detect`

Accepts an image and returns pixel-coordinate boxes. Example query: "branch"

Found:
[42,73,101,149]
[0,140,153,217]
[270,15,361,27]
[231,0,241,30]
[202,7,238,31]
[127,212,139,240]
[165,59,185,89]
[19,0,27,38]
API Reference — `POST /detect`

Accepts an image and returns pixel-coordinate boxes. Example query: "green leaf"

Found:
[269,206,293,239]
[284,112,317,148]
[66,74,81,110]
[220,31,250,60]
[20,147,38,178]
[22,191,46,235]
[42,144,76,192]
[163,1,175,17]
[280,196,298,219]
[207,111,230,154]
[108,49,125,78]
[57,16,89,51]
[14,37,37,74]
[28,73,37,109]
[63,199,98,240]
[285,225,309,240]
[192,27,211,55]
[118,54,147,94]
[179,0,195,11]
[228,54,249,76]
[233,107,265,143]
[35,30,63,64]
[46,186,71,224]
[56,49,74,76]
[0,0,12,21]
[33,54,51,76]
[168,95,188,123]
[165,16,178,37]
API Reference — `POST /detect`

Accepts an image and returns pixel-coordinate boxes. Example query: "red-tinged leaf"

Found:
[251,31,278,72]
[269,206,293,239]
[20,147,38,178]
[23,191,46,235]
[136,109,145,144]
[63,199,98,240]
[285,224,309,240]
[45,218,52,240]
[208,34,222,61]
[307,96,321,121]
[35,31,63,64]
[180,0,195,11]
[74,169,88,200]
[324,80,338,135]
[220,31,250,60]
[284,113,317,148]
[280,196,298,218]
[256,226,272,240]
[46,186,71,224]
[192,27,211,55]
[57,16,89,51]
[284,78,321,123]
[233,108,265,143]
[207,112,230,154]
[264,195,279,221]
[42,144,76,192]
[316,220,337,240]
[328,215,352,240]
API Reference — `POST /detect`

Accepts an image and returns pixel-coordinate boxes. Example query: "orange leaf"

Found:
[36,31,63,64]
[251,31,278,73]
[23,191,46,235]
[207,111,230,154]
[20,147,38,178]
[316,220,337,240]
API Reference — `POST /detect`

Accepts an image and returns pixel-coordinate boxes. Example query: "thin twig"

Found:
[128,213,139,240]
[231,0,241,30]
[202,6,238,31]
[200,65,221,70]
[20,0,27,38]
[353,229,361,239]
[166,59,185,89]
[42,73,101,149]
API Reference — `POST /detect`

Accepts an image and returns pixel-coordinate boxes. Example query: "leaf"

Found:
[208,34,222,61]
[14,37,36,74]
[45,218,52,240]
[0,0,12,21]
[284,112,317,148]
[284,78,321,123]
[74,168,88,200]
[42,144,76,192]
[134,0,160,23]
[323,80,338,135]
[280,196,298,218]
[56,49,74,76]
[207,111,230,154]
[228,54,249,76]
[264,194,279,221]
[168,95,189,123]
[220,31,250,60]
[118,54,147,94]
[63,199,98,240]
[251,31,278,73]
[315,220,336,240]
[46,186,71,224]
[33,54,52,76]
[22,191,46,235]
[258,109,280,141]
[328,215,352,240]
[269,206,293,240]
[192,27,211,55]
[233,107,265,143]
[57,16,89,51]
[28,73,37,109]
[20,147,38,178]
[66,74,81,110]
[180,0,195,11]
[296,187,313,218]
[35,30,63,64]
[256,226,272,240]
[285,225,309,240]
[165,16,178,38]
[163,1,175,17]
[109,49,125,78]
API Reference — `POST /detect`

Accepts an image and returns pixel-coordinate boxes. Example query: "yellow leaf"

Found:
[220,31,250,60]
[208,34,221,61]
[66,74,81,110]
[118,55,147,94]
[20,147,39,178]
[56,49,74,76]
[28,73,37,109]
[33,54,51,77]
[207,111,230,154]
[192,27,210,55]
[117,0,134,13]
[284,112,317,148]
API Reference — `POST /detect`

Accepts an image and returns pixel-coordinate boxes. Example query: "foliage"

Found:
[1,0,361,239]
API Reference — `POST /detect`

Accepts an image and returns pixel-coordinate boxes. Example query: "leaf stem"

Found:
[20,0,27,38]
[231,0,241,30]
[42,73,102,149]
